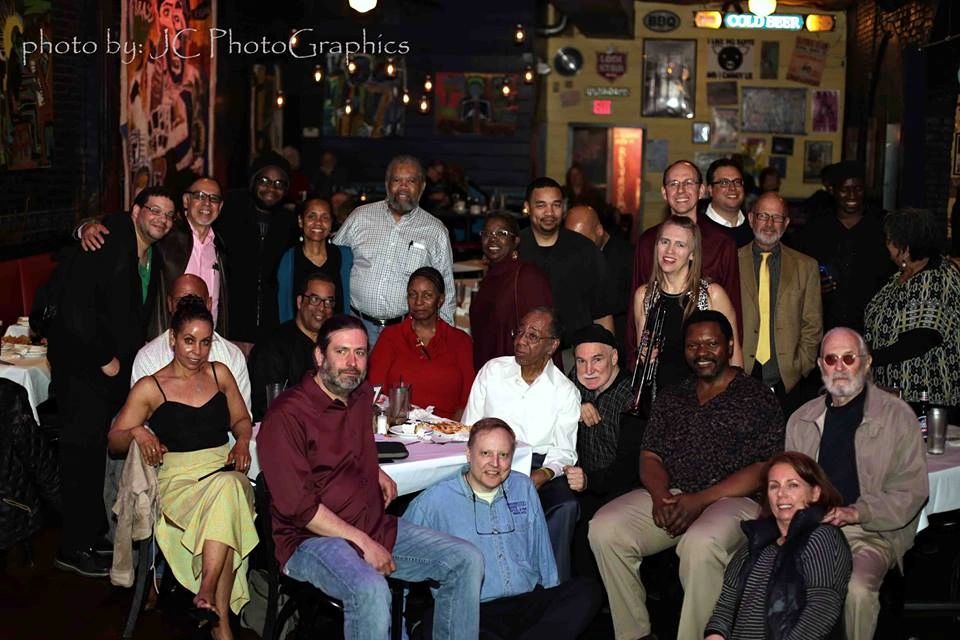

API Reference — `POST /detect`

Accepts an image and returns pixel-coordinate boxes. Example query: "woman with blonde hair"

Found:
[633,215,742,398]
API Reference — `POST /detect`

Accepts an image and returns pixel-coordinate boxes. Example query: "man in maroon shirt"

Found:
[258,315,483,639]
[627,160,742,355]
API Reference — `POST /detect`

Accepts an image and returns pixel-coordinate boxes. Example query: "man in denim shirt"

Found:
[404,418,601,639]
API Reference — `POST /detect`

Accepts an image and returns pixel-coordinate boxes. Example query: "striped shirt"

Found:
[706,524,851,640]
[333,200,455,323]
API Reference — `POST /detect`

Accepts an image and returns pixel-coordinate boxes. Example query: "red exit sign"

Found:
[593,99,612,115]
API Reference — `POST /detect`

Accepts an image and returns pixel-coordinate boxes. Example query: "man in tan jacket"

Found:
[739,192,822,412]
[786,327,928,640]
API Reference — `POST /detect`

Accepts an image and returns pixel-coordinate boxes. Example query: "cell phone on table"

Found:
[198,463,235,481]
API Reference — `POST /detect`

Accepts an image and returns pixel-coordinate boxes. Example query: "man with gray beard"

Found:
[333,155,455,346]
[786,327,928,640]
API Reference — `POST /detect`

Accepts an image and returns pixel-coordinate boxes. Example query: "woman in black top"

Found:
[108,297,257,640]
[706,451,852,640]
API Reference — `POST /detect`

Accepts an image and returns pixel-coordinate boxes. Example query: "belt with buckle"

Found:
[351,306,403,327]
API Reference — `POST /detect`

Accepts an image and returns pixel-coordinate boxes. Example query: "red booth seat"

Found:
[0,253,56,329]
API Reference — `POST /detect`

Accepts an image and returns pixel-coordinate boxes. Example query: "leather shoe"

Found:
[54,548,111,578]
[93,535,113,557]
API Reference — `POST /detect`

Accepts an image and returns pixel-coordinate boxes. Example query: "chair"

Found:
[121,537,157,639]
[253,474,407,640]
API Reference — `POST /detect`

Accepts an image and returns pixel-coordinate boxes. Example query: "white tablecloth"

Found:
[3,323,30,338]
[917,439,960,533]
[239,427,533,497]
[0,357,51,422]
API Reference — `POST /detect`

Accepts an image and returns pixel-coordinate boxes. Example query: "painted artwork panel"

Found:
[435,72,520,136]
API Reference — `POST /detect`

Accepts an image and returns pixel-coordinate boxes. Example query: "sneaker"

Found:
[54,548,111,578]
[93,536,114,557]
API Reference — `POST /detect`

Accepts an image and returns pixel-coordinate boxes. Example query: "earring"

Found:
[900,260,907,270]
[299,234,304,243]
[511,250,518,259]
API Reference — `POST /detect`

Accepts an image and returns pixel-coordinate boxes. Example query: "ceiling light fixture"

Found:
[748,0,777,17]
[349,0,377,14]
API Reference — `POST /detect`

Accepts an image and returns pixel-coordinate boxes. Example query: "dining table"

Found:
[917,432,960,533]
[238,427,533,497]
[0,355,51,422]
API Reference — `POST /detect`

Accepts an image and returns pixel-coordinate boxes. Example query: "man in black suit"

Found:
[49,186,174,577]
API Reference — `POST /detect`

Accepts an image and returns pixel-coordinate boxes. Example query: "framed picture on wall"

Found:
[741,87,806,134]
[642,39,696,118]
[803,141,833,182]
[771,136,794,155]
[692,122,711,144]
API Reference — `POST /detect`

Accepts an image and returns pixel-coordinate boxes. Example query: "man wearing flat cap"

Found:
[563,324,642,579]
[796,160,894,332]
[216,151,300,342]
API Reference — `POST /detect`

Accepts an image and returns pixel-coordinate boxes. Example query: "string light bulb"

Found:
[347,58,357,75]
[418,94,431,113]
[385,59,396,78]
[289,29,299,48]
[359,191,368,202]
[313,65,323,83]
[276,91,285,108]
[501,80,511,97]
[523,65,534,84]
[344,102,352,115]
[402,90,411,105]
[423,74,433,93]
[514,24,526,44]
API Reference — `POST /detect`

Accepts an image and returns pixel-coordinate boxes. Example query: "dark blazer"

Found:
[49,212,161,400]
[149,219,230,338]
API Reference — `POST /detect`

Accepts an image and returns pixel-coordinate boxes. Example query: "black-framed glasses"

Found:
[302,294,336,308]
[144,204,176,220]
[256,175,290,191]
[472,486,516,536]
[754,212,787,224]
[511,328,558,345]
[822,353,865,367]
[711,178,744,188]
[188,190,223,205]
[480,229,515,240]
[664,178,700,191]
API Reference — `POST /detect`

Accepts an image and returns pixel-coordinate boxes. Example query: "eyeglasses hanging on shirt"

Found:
[472,486,517,535]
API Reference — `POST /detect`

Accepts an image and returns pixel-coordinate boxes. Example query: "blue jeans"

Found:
[284,519,483,640]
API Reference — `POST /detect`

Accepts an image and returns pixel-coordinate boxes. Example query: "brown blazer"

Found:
[739,241,822,391]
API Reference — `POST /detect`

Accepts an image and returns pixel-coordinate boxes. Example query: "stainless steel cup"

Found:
[265,383,283,409]
[927,406,948,455]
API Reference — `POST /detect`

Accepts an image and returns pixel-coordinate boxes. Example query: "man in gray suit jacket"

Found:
[739,192,822,410]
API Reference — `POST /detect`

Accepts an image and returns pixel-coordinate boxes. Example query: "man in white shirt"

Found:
[700,158,753,248]
[462,307,581,581]
[131,274,251,414]
[333,154,455,346]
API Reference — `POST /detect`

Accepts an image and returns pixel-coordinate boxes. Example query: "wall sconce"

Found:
[748,0,777,17]
[523,65,534,84]
[386,59,397,78]
[313,65,323,83]
[514,24,526,44]
[418,94,431,114]
[423,74,433,93]
[276,91,285,108]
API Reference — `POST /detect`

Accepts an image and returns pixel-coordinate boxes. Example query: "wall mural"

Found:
[0,0,54,170]
[322,54,405,138]
[435,72,519,136]
[121,0,216,206]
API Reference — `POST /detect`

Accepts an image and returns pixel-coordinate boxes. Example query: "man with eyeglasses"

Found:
[47,186,176,578]
[333,154,456,347]
[404,418,602,638]
[700,158,753,248]
[463,307,582,582]
[738,192,822,413]
[247,273,337,420]
[628,160,741,357]
[786,327,928,640]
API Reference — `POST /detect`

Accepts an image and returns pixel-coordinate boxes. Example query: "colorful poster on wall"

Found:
[120,0,217,206]
[610,127,644,217]
[706,39,755,80]
[786,37,829,86]
[435,72,519,136]
[741,87,806,134]
[322,54,405,138]
[812,89,839,133]
[0,0,54,170]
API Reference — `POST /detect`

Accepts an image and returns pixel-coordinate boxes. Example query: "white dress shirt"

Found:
[333,199,456,323]
[705,203,746,228]
[130,329,252,415]
[462,356,580,478]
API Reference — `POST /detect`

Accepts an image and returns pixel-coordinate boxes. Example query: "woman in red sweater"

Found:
[368,267,475,419]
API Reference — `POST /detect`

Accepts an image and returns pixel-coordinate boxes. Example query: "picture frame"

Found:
[803,141,833,183]
[692,122,711,144]
[642,39,696,118]
[771,136,794,155]
[741,87,806,134]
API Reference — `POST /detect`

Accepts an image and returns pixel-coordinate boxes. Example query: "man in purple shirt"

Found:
[258,315,483,639]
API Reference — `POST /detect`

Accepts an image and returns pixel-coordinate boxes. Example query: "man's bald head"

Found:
[564,205,604,246]
[167,274,212,315]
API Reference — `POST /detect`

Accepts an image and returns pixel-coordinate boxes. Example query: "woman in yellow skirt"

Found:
[109,296,258,640]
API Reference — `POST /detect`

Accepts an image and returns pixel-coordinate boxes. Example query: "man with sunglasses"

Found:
[739,192,822,413]
[462,307,582,582]
[48,186,176,577]
[247,273,337,421]
[404,418,602,639]
[700,158,753,248]
[786,327,928,640]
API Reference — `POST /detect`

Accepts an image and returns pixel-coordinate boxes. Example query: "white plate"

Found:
[388,425,432,437]
[430,431,469,443]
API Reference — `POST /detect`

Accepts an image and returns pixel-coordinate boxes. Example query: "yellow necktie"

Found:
[756,252,771,364]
